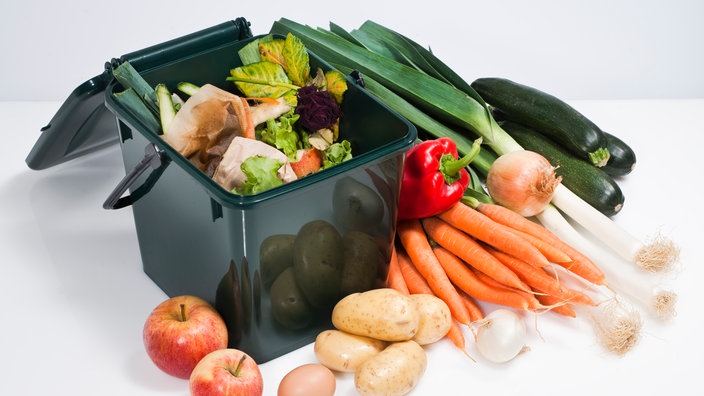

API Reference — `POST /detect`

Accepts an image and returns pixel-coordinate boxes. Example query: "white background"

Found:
[2,0,703,101]
[3,1,704,396]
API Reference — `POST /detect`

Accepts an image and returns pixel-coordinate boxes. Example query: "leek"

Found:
[271,18,523,155]
[271,19,679,275]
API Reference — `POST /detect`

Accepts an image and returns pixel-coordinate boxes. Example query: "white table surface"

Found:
[2,99,702,395]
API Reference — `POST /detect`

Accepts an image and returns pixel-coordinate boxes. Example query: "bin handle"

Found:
[103,143,169,210]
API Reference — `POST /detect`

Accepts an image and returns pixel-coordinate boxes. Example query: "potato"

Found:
[339,231,384,296]
[259,234,296,286]
[270,267,314,330]
[293,220,344,308]
[354,340,427,396]
[332,176,384,232]
[410,294,452,345]
[332,288,419,342]
[314,329,387,373]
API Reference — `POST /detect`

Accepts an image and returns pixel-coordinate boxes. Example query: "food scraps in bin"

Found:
[112,33,352,195]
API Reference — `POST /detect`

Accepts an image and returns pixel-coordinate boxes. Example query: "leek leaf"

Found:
[270,18,522,155]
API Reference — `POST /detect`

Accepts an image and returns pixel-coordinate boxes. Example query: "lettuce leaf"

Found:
[322,140,353,168]
[235,155,285,195]
[260,110,301,160]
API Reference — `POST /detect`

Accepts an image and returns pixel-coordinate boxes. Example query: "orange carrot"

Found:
[438,203,551,268]
[396,220,473,325]
[386,245,409,294]
[470,268,543,311]
[396,248,433,295]
[476,202,605,285]
[445,319,469,355]
[536,294,577,318]
[476,202,562,244]
[487,247,595,306]
[551,243,606,286]
[422,217,530,292]
[504,227,573,264]
[239,97,256,139]
[457,287,484,322]
[432,245,535,311]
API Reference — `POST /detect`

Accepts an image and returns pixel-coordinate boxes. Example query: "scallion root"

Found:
[652,290,678,320]
[584,299,642,356]
[635,234,680,273]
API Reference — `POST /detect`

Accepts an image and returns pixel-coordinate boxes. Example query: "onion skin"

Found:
[486,150,562,217]
[475,309,527,363]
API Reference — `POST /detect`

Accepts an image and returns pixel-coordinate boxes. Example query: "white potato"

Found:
[313,329,387,372]
[332,288,419,341]
[410,294,452,345]
[354,340,427,396]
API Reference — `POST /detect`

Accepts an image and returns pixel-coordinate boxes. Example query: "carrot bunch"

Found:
[386,201,607,351]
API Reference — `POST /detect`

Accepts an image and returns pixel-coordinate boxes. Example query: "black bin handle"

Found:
[103,143,169,210]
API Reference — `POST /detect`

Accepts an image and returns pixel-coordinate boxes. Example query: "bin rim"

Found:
[103,60,418,209]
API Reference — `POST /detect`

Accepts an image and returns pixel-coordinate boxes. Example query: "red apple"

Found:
[189,348,264,396]
[143,295,228,379]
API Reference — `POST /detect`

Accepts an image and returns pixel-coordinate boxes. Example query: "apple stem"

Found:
[230,354,247,377]
[179,303,187,322]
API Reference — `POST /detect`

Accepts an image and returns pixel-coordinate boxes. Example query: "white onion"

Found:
[475,309,527,363]
[486,150,561,217]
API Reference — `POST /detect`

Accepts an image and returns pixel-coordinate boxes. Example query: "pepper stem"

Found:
[440,137,482,184]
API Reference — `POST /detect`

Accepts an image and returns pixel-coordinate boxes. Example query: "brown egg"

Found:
[277,363,336,396]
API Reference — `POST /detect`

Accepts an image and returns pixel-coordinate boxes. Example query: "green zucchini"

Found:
[471,77,610,167]
[499,120,624,217]
[601,131,637,177]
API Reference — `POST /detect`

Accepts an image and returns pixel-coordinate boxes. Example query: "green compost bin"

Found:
[27,19,417,363]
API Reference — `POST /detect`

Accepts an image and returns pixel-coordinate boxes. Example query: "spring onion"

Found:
[537,204,677,320]
[549,185,679,272]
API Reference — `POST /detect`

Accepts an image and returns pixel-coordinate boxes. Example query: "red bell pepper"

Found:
[397,137,481,220]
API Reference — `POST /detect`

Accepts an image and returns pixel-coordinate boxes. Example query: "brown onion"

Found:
[486,150,562,217]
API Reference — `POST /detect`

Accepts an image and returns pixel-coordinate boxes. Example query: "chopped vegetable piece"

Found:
[235,155,285,195]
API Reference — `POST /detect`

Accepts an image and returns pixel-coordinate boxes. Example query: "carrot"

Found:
[470,267,543,311]
[432,245,535,311]
[487,247,595,306]
[396,220,473,325]
[386,245,409,294]
[438,203,551,268]
[457,287,484,322]
[476,202,562,244]
[422,217,530,292]
[239,97,256,139]
[396,247,433,295]
[476,203,606,285]
[504,227,573,264]
[536,294,577,318]
[398,247,470,357]
[551,242,606,286]
[445,319,471,357]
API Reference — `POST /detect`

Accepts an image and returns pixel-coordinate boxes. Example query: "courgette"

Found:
[601,131,637,177]
[499,119,624,217]
[471,77,610,167]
